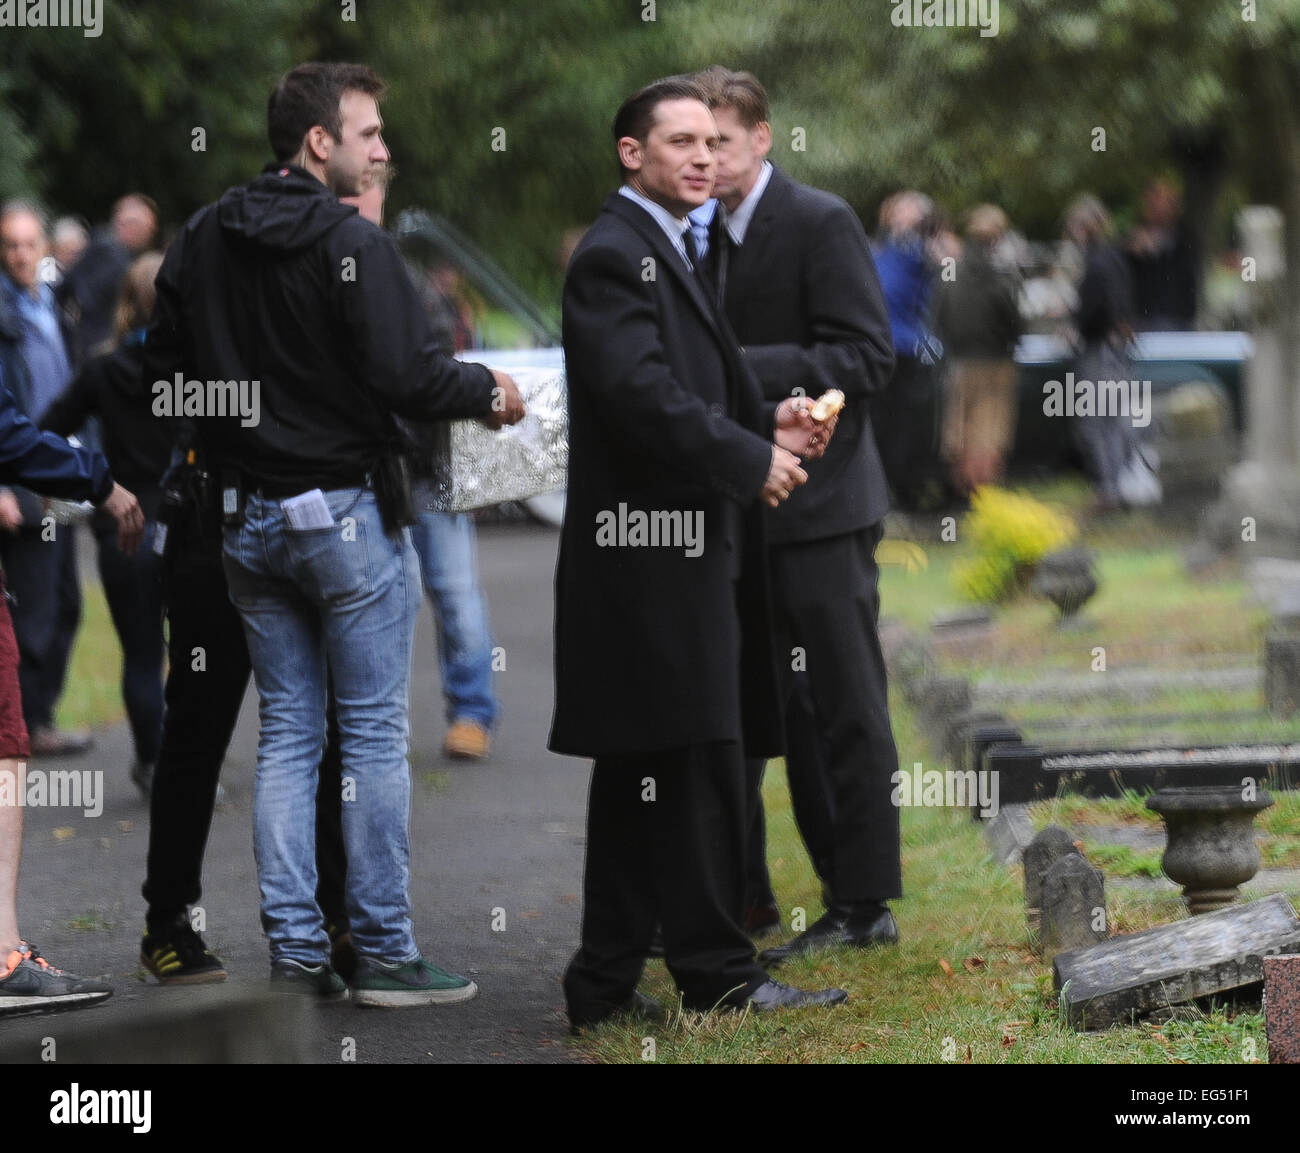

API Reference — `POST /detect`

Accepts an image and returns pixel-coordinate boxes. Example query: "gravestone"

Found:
[913,675,971,719]
[1264,954,1300,1064]
[1024,825,1079,951]
[985,803,1035,865]
[1156,380,1236,509]
[1041,852,1107,960]
[1054,893,1300,1030]
[1265,616,1300,718]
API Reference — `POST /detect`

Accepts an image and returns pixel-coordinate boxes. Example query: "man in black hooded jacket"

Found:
[144,61,523,1005]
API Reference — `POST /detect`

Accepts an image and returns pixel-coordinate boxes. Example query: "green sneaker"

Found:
[352,956,478,1007]
[269,958,349,1003]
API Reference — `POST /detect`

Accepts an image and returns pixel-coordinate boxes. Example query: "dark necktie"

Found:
[683,227,700,272]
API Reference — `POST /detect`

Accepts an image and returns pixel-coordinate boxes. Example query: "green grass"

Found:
[573,482,1295,1061]
[66,910,118,932]
[54,580,127,733]
[571,697,1276,1063]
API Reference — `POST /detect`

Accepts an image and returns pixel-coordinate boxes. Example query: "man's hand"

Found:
[98,483,144,555]
[0,490,22,532]
[774,395,838,460]
[480,370,526,430]
[761,446,808,509]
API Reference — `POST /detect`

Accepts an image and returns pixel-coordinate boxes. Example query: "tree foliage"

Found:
[2,0,1297,308]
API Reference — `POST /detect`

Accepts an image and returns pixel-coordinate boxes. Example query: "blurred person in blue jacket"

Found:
[871,190,946,512]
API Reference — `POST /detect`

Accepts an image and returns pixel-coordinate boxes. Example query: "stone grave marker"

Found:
[1024,824,1078,951]
[1054,893,1300,1030]
[1041,852,1108,960]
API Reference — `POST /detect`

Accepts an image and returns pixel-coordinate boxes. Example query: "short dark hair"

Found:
[267,62,386,164]
[612,77,709,176]
[692,66,768,128]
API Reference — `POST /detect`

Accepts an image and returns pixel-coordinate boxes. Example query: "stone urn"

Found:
[1147,785,1274,915]
[1030,547,1098,622]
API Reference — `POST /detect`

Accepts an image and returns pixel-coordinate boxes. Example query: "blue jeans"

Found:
[409,510,498,728]
[222,488,421,967]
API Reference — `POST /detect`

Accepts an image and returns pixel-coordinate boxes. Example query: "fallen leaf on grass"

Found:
[938,958,954,977]
[1001,1035,1017,1048]
[962,956,986,972]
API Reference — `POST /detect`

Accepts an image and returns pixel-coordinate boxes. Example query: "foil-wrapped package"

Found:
[429,365,568,513]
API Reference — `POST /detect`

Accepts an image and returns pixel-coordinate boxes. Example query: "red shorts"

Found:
[0,578,30,759]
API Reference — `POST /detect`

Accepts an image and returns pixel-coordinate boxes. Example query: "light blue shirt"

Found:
[618,185,694,270]
[2,276,71,421]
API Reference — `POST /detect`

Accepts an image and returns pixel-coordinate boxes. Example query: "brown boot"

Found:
[442,720,490,761]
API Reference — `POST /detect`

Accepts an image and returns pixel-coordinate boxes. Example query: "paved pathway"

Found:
[6,523,589,1063]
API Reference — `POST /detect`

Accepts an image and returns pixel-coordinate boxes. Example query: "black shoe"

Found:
[269,958,349,1002]
[732,979,848,1012]
[568,990,666,1034]
[141,916,227,985]
[758,904,898,968]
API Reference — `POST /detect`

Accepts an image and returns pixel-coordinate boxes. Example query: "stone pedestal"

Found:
[1147,785,1274,915]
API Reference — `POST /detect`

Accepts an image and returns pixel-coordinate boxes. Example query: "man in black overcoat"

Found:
[692,67,903,965]
[550,77,848,1029]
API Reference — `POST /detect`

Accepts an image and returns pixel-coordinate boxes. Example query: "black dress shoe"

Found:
[732,979,847,1012]
[758,904,898,968]
[568,990,667,1034]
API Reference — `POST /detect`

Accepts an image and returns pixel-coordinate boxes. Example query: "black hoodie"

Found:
[143,163,496,492]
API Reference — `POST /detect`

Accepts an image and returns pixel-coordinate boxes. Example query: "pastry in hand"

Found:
[809,389,845,422]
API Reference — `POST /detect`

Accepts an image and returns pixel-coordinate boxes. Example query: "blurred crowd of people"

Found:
[866,176,1200,512]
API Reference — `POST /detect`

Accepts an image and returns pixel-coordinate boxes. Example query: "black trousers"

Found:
[1,527,81,730]
[746,524,902,905]
[870,356,944,512]
[141,514,348,933]
[564,742,767,1014]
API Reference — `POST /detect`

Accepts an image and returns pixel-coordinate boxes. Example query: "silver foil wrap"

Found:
[432,365,568,513]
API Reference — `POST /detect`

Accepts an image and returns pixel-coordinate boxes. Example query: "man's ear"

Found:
[617,136,643,173]
[304,125,332,164]
[755,121,773,160]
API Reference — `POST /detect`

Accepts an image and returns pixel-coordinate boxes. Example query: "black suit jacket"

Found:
[720,165,895,544]
[549,191,784,759]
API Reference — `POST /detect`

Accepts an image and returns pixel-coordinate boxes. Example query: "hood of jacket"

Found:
[216,163,358,254]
